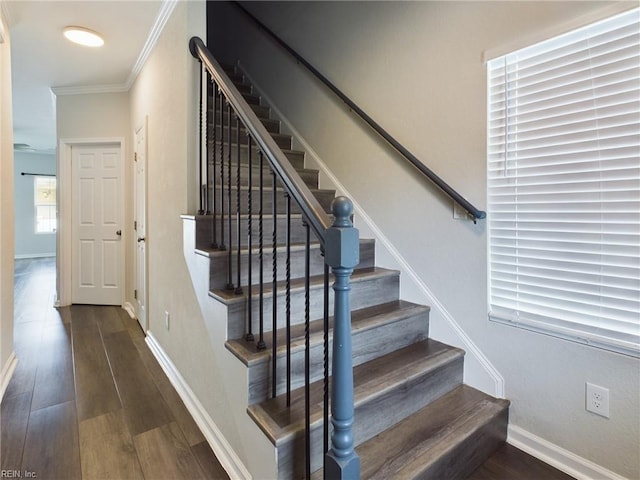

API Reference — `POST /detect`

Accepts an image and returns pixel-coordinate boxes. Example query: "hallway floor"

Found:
[1,257,229,480]
[2,258,575,480]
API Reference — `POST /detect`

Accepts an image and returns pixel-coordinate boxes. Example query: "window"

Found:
[487,8,639,357]
[35,176,57,233]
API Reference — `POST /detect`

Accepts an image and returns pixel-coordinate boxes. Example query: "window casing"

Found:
[487,8,639,357]
[35,176,57,234]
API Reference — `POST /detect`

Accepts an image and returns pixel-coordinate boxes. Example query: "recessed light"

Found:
[63,26,104,47]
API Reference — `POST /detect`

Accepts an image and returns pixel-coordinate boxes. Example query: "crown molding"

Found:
[50,84,129,96]
[125,0,179,89]
[0,0,15,31]
[50,0,178,97]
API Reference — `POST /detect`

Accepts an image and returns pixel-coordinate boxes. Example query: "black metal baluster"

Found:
[219,96,226,250]
[246,136,254,342]
[226,106,234,290]
[285,193,291,407]
[197,63,204,215]
[323,262,330,468]
[235,116,243,294]
[304,221,311,480]
[271,170,278,399]
[211,82,218,248]
[203,68,210,217]
[257,152,266,352]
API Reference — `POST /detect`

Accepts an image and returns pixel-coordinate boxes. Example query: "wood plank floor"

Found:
[1,257,229,480]
[2,258,574,480]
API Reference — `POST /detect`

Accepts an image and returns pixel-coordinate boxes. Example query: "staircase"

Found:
[187,55,509,479]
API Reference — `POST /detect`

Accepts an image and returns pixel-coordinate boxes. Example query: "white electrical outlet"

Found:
[586,382,610,418]
[165,310,170,330]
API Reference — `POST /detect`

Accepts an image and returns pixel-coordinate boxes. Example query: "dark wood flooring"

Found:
[468,443,575,480]
[2,257,229,480]
[2,258,574,480]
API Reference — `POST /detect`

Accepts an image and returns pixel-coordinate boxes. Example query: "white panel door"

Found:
[71,144,122,305]
[134,121,147,330]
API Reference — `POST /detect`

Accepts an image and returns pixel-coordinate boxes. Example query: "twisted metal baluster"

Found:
[246,135,254,342]
[197,63,204,215]
[219,96,226,250]
[211,82,218,248]
[203,67,210,216]
[235,116,243,294]
[257,151,266,352]
[226,106,234,290]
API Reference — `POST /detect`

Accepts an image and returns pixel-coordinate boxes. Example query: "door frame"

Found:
[56,137,125,307]
[133,118,148,331]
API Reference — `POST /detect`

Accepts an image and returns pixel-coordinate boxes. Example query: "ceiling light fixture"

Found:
[63,26,104,47]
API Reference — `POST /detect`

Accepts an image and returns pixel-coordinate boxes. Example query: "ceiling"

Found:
[3,0,168,153]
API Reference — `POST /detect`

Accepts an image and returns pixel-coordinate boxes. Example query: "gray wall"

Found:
[14,151,56,258]
[208,2,639,478]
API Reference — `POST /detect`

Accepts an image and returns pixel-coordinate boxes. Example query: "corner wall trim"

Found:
[1,352,18,401]
[145,332,251,480]
[508,425,628,480]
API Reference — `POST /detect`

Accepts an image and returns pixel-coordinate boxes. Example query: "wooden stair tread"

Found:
[209,267,399,304]
[355,385,510,479]
[192,58,511,479]
[247,339,464,446]
[225,300,430,366]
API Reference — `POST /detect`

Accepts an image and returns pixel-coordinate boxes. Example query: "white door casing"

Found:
[134,119,148,330]
[70,144,123,305]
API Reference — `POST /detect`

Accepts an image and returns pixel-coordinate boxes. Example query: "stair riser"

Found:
[247,309,429,404]
[422,407,508,479]
[277,354,464,479]
[215,126,291,150]
[196,215,311,250]
[208,144,305,169]
[210,189,334,215]
[209,241,375,292]
[208,114,280,134]
[225,272,400,340]
[206,166,318,190]
[213,102,270,118]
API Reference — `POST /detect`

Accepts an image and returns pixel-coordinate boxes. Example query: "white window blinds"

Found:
[487,8,640,357]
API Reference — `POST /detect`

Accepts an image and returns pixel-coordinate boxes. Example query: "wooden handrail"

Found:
[189,36,332,242]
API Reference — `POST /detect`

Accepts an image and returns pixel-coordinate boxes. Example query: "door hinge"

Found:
[134,152,138,162]
[134,289,137,300]
[134,220,137,231]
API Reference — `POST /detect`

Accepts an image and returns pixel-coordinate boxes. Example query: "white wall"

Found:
[129,1,270,473]
[13,151,56,258]
[55,91,131,305]
[208,2,639,478]
[0,6,16,395]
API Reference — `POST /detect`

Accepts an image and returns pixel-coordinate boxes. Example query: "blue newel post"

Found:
[324,197,360,480]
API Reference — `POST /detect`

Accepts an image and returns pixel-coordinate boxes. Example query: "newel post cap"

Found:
[325,197,359,269]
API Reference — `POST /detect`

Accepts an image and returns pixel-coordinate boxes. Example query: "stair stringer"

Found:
[237,63,505,399]
[182,215,278,480]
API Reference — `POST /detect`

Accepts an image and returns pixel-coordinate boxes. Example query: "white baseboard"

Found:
[145,332,251,480]
[122,301,136,320]
[508,425,628,480]
[1,352,18,401]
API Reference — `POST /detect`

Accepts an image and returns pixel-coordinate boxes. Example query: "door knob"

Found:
[137,237,146,243]
[116,230,122,236]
